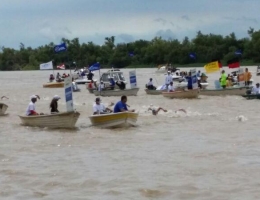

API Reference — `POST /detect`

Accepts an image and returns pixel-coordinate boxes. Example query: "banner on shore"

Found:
[129,70,137,89]
[64,77,74,112]
[40,61,53,70]
[204,61,219,74]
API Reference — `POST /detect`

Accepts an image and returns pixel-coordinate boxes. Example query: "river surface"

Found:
[1,67,260,200]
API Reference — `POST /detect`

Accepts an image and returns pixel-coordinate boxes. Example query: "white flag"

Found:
[40,61,53,70]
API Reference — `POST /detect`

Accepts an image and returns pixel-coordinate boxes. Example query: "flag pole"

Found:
[99,68,101,96]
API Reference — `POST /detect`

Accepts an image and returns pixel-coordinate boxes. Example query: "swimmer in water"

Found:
[148,104,186,115]
[148,104,167,115]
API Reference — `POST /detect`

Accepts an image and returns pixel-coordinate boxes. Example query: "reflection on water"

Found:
[1,67,260,199]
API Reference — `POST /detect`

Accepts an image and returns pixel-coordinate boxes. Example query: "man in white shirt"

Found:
[25,95,40,116]
[93,97,112,115]
[165,71,172,88]
[168,82,174,92]
[98,81,105,91]
[251,83,260,94]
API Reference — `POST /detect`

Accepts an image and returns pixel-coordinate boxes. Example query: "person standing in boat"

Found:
[50,95,61,113]
[186,72,193,90]
[244,68,252,86]
[98,81,105,91]
[87,71,94,81]
[220,70,227,89]
[114,95,135,113]
[168,82,174,92]
[25,95,40,116]
[93,97,112,115]
[165,71,172,89]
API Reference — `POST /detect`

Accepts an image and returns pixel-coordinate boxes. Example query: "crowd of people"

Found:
[219,68,252,89]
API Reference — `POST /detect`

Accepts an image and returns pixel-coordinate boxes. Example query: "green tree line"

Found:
[0,27,260,71]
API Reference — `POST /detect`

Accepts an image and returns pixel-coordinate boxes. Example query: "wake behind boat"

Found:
[89,112,138,128]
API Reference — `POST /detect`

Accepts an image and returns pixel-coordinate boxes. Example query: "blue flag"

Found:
[235,50,242,55]
[54,43,67,53]
[189,53,196,59]
[89,63,100,71]
[129,52,134,57]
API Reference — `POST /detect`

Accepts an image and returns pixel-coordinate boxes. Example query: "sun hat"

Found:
[53,95,61,100]
[30,95,37,99]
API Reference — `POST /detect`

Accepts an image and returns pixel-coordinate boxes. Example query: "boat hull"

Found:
[242,94,260,100]
[43,82,64,88]
[200,87,248,96]
[89,112,138,128]
[162,89,199,99]
[0,103,8,116]
[19,111,80,128]
[93,88,139,96]
[145,88,184,95]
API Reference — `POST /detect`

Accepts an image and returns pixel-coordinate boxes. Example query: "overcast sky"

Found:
[1,0,259,49]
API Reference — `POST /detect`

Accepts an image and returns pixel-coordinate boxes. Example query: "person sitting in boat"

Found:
[88,80,96,89]
[165,71,172,88]
[109,77,116,90]
[168,82,174,92]
[49,74,55,82]
[114,95,135,113]
[148,104,167,115]
[87,71,94,81]
[25,95,40,116]
[250,83,260,94]
[62,73,67,78]
[81,71,86,77]
[56,73,62,82]
[98,81,105,91]
[93,97,112,115]
[116,81,126,90]
[50,95,60,113]
[146,78,156,90]
[225,75,233,88]
[244,68,252,86]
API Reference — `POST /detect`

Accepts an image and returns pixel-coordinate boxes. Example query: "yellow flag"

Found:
[204,61,219,74]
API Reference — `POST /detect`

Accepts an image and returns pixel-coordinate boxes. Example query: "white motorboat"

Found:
[98,69,127,89]
[75,76,97,84]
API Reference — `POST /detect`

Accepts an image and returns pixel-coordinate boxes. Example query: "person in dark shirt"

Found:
[87,71,94,80]
[114,95,135,113]
[50,95,60,113]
